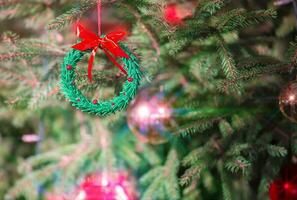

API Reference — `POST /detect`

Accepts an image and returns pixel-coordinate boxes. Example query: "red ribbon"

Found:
[72,23,129,82]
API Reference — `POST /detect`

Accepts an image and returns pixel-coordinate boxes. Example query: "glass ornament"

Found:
[74,171,138,200]
[127,88,176,144]
[164,3,194,25]
[279,81,297,123]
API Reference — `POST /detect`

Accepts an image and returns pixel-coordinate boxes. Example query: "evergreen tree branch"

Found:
[217,9,277,33]
[217,35,239,80]
[47,0,97,30]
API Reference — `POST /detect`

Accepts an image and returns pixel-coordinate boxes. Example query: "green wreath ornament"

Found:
[60,44,142,116]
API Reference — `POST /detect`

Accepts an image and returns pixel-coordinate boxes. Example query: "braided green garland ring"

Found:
[60,44,142,116]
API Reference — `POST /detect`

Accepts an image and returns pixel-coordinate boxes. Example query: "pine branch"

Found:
[218,161,232,200]
[1,31,19,44]
[141,145,162,166]
[140,149,180,200]
[140,166,163,186]
[0,52,36,61]
[221,62,294,87]
[180,141,216,186]
[141,175,164,200]
[47,0,97,30]
[217,36,239,80]
[217,9,277,33]
[117,144,142,169]
[164,149,180,200]
[266,145,287,157]
[219,119,234,138]
[18,144,78,174]
[226,143,250,156]
[180,165,204,187]
[225,156,251,175]
[5,164,57,200]
[123,3,161,57]
[174,118,216,136]
[196,0,228,20]
[0,0,49,19]
[0,67,38,88]
[5,127,95,200]
[0,40,66,62]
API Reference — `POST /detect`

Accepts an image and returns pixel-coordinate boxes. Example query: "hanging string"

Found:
[98,0,102,36]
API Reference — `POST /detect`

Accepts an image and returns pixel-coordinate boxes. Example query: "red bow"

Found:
[72,23,129,82]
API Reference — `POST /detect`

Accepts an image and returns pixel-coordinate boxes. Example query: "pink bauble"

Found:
[127,89,175,144]
[74,171,138,200]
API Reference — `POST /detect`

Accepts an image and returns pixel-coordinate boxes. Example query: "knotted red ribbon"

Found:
[72,23,129,82]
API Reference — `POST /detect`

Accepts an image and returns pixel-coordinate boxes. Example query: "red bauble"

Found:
[269,164,297,200]
[74,172,137,200]
[164,3,193,25]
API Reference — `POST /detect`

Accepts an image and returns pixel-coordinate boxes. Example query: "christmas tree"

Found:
[0,0,297,199]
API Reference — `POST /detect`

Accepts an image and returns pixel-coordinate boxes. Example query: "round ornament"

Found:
[279,81,297,123]
[164,2,194,25]
[74,171,138,200]
[60,24,142,117]
[127,88,175,144]
[269,164,297,200]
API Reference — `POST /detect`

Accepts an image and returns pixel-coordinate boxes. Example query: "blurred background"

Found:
[0,0,297,200]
